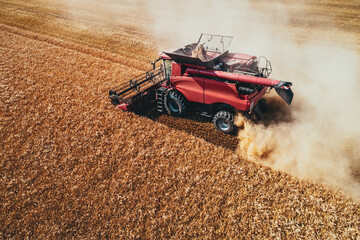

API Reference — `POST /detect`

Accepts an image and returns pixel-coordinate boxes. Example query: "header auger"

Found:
[109,33,294,133]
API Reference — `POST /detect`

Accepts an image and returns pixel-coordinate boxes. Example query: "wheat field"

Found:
[1,0,360,238]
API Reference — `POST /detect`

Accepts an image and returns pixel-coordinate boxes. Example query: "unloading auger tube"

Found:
[186,68,294,105]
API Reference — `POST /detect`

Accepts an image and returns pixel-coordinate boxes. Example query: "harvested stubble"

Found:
[138,108,239,151]
[1,23,360,239]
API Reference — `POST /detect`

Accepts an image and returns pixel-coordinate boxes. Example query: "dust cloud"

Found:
[235,38,360,197]
[143,0,360,197]
[57,0,360,196]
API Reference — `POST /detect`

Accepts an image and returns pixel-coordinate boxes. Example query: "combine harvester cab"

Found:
[109,33,294,133]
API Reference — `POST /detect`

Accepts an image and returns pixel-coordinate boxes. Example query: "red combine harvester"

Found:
[109,34,293,133]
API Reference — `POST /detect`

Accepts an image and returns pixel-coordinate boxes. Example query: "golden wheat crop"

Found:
[1,0,360,238]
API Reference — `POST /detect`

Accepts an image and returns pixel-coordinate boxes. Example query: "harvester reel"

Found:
[130,79,140,92]
[146,71,154,82]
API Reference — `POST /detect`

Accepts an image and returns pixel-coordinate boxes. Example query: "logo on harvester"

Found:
[281,85,291,90]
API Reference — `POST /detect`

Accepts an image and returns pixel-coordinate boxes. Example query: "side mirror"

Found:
[151,57,162,70]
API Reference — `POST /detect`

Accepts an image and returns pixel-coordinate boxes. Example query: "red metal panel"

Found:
[117,103,129,111]
[186,68,280,87]
[226,52,256,61]
[171,62,181,76]
[203,78,249,111]
[159,51,172,60]
[171,76,204,103]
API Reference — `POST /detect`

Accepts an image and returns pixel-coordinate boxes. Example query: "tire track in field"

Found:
[0,0,151,38]
[136,105,239,151]
[155,113,239,151]
[0,1,157,63]
[0,24,149,72]
[1,23,238,150]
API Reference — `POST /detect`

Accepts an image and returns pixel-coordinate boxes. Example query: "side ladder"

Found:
[156,87,168,113]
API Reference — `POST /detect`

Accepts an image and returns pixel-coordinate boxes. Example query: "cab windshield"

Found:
[163,59,172,80]
[197,34,233,53]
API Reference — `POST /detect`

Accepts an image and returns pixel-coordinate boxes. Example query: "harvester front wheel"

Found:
[165,91,187,116]
[213,111,236,134]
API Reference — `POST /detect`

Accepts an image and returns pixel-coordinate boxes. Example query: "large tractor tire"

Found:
[165,91,187,116]
[213,110,236,134]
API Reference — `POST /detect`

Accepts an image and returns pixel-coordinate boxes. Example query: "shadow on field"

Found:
[135,103,239,151]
